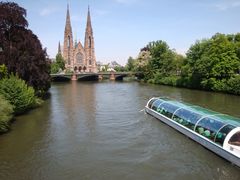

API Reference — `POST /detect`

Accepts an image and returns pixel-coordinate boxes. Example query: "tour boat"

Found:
[145,97,240,167]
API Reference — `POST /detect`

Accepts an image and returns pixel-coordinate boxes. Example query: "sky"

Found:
[13,0,240,65]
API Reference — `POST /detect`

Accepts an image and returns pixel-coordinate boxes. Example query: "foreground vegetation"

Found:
[0,2,50,133]
[127,33,240,95]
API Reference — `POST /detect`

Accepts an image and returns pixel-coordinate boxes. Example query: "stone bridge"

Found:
[51,72,141,82]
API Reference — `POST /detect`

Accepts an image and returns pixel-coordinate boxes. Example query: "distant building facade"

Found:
[59,5,97,73]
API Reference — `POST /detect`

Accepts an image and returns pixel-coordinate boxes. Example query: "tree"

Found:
[0,2,51,95]
[0,75,37,114]
[56,53,65,70]
[0,64,8,79]
[50,62,60,74]
[134,50,151,79]
[125,56,135,71]
[184,33,240,89]
[0,95,13,133]
[146,40,176,79]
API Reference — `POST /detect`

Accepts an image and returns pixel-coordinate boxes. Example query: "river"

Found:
[0,81,240,180]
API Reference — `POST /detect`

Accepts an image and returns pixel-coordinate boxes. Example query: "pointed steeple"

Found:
[63,3,74,68]
[84,6,97,72]
[86,5,93,32]
[58,41,61,54]
[65,3,72,33]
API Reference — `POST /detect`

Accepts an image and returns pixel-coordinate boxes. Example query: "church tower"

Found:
[63,4,74,69]
[84,7,97,73]
[58,41,61,55]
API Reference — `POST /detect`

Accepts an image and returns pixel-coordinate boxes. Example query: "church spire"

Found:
[65,3,72,33]
[84,6,97,72]
[63,3,74,68]
[58,41,61,54]
[86,5,92,32]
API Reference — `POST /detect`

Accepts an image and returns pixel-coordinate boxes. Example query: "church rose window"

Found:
[76,53,83,64]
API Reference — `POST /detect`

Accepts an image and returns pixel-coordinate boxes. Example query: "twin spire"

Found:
[64,4,92,37]
[62,3,97,72]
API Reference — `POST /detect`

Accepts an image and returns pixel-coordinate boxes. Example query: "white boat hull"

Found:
[145,107,240,167]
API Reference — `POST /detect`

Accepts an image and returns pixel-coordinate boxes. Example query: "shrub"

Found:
[226,75,240,95]
[0,75,37,114]
[0,95,13,133]
[0,64,8,79]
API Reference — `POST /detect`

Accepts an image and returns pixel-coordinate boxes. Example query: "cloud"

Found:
[40,7,59,16]
[214,0,240,11]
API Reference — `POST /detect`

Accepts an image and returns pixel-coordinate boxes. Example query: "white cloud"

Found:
[214,0,240,11]
[40,7,59,16]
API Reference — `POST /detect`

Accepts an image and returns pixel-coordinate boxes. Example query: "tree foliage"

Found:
[51,53,65,73]
[183,33,240,90]
[133,33,240,95]
[0,95,13,133]
[0,75,37,114]
[0,2,51,95]
[134,40,183,81]
[125,56,135,71]
[0,64,8,79]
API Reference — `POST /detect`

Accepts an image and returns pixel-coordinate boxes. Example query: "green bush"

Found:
[0,95,13,133]
[51,62,60,74]
[0,64,8,79]
[0,75,37,114]
[226,75,240,95]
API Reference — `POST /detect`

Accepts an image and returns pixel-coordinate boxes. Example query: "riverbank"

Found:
[0,75,45,134]
[145,74,240,96]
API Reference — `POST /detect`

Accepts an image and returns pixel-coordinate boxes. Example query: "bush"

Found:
[0,64,8,79]
[0,95,13,133]
[226,75,240,95]
[0,75,37,114]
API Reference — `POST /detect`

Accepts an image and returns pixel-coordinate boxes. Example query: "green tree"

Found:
[51,62,60,74]
[183,33,240,90]
[146,40,176,79]
[125,57,135,71]
[114,66,126,72]
[55,53,65,70]
[0,95,13,133]
[0,64,8,79]
[0,75,37,114]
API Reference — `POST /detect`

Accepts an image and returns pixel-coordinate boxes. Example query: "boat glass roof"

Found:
[153,97,240,127]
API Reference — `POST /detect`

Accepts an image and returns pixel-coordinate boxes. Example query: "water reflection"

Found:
[0,82,239,179]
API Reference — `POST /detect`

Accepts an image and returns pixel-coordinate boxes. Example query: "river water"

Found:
[0,81,240,180]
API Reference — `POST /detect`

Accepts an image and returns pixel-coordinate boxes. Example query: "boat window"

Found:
[152,99,163,111]
[228,131,240,146]
[215,125,236,146]
[173,109,202,130]
[195,117,226,142]
[148,99,157,108]
[158,103,179,119]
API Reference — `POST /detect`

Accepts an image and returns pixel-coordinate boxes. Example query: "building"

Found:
[59,5,97,73]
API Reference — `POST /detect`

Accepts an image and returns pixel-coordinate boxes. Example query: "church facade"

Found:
[59,5,97,73]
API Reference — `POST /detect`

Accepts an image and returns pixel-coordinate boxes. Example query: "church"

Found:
[58,5,97,73]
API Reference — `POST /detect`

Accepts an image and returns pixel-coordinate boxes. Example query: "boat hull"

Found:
[145,107,240,167]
